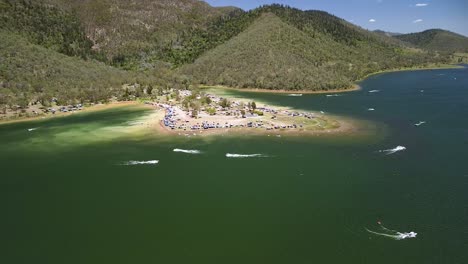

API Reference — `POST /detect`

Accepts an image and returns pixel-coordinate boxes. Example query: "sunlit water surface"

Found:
[1,67,467,263]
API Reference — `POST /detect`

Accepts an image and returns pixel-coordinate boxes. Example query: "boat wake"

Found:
[226,153,269,158]
[122,160,159,166]
[379,146,406,155]
[173,148,202,154]
[27,128,39,132]
[366,224,417,240]
[414,121,426,126]
[368,90,380,93]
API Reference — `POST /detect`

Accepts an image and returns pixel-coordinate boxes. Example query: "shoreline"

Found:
[200,63,462,95]
[200,84,361,95]
[153,107,358,137]
[2,64,459,136]
[151,90,359,137]
[0,101,142,125]
[0,98,359,138]
[356,63,463,82]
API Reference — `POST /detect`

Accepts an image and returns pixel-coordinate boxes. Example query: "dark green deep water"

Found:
[1,67,467,263]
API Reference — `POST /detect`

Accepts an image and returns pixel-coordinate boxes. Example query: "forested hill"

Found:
[395,29,468,53]
[0,30,182,109]
[40,0,241,68]
[167,5,412,66]
[180,13,354,90]
[0,0,96,59]
[179,6,446,91]
[0,0,459,106]
[0,30,128,108]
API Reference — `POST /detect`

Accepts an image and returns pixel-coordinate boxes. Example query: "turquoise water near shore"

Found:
[1,66,467,263]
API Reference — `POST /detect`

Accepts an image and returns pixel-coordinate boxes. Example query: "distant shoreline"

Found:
[200,84,361,94]
[356,63,463,82]
[1,64,462,128]
[201,63,462,94]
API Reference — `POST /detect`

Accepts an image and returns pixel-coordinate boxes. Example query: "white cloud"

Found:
[413,19,423,23]
[415,3,428,7]
[369,19,376,23]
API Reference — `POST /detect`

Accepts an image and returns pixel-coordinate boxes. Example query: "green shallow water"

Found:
[1,67,467,263]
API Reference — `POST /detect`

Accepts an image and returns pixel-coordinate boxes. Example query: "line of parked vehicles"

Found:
[45,104,83,114]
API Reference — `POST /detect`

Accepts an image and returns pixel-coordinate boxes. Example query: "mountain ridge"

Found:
[0,0,461,109]
[179,6,446,90]
[395,29,468,53]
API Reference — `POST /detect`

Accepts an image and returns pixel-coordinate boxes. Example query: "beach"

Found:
[0,101,144,125]
[151,89,356,137]
[1,89,358,137]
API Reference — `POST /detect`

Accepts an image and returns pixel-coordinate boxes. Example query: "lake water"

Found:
[1,67,467,263]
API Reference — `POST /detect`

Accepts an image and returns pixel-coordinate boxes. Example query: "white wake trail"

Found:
[173,148,202,154]
[365,228,401,239]
[379,146,406,155]
[27,128,39,132]
[365,227,417,240]
[226,153,268,158]
[368,90,380,93]
[379,224,398,233]
[122,160,159,165]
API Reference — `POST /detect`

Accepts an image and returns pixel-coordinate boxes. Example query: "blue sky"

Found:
[205,0,468,36]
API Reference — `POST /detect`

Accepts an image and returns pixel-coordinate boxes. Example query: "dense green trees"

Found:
[38,0,238,69]
[164,9,258,66]
[396,29,468,54]
[0,0,98,59]
[181,12,446,91]
[0,31,180,107]
[0,1,459,111]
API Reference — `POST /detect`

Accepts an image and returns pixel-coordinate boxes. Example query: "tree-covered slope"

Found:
[0,1,454,95]
[181,12,444,91]
[39,0,240,67]
[0,30,133,106]
[168,4,413,67]
[374,30,402,37]
[0,0,96,59]
[396,29,468,53]
[181,13,353,90]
